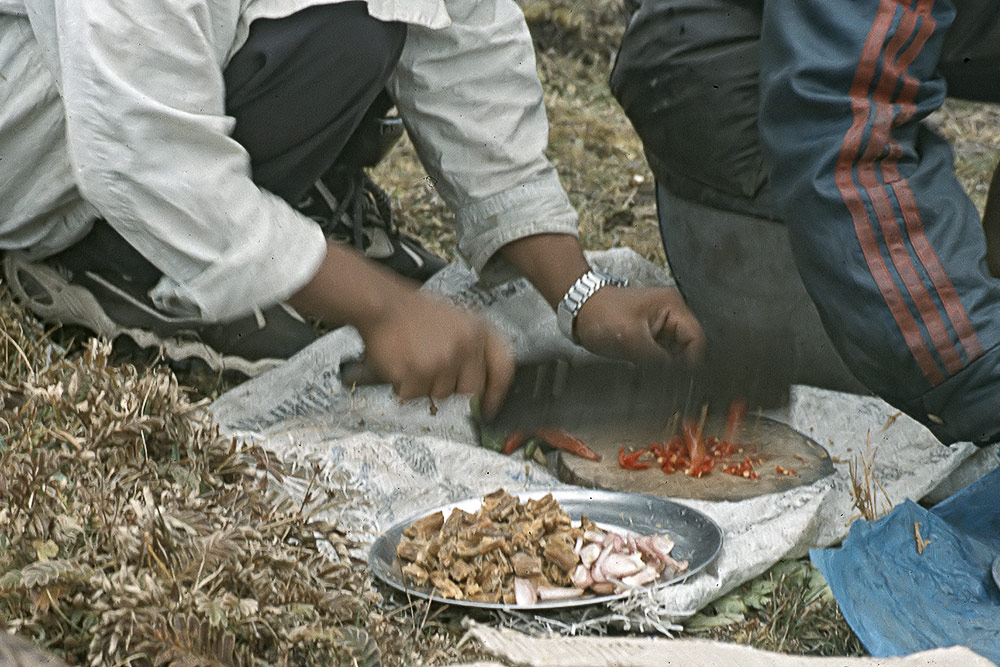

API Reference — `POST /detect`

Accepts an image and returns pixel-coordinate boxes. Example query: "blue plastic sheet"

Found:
[811,461,1000,661]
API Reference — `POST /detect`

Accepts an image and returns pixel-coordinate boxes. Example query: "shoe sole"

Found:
[2,254,284,377]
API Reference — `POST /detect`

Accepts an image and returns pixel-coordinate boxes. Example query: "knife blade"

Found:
[340,344,791,435]
[486,354,790,435]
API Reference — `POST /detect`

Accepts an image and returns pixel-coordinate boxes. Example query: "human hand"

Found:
[573,285,705,365]
[356,290,516,418]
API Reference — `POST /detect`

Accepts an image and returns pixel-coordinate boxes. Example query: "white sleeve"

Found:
[50,0,326,321]
[387,0,579,278]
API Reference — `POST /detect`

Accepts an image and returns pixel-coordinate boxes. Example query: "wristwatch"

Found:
[556,269,629,343]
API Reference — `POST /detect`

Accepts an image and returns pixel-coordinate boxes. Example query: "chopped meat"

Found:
[468,590,502,603]
[543,533,580,572]
[395,537,423,562]
[477,562,504,592]
[510,551,542,578]
[489,494,518,521]
[450,558,476,583]
[404,510,444,539]
[542,508,571,532]
[401,562,430,586]
[456,535,504,559]
[544,560,571,587]
[441,509,475,537]
[394,489,689,605]
[482,488,509,507]
[430,572,464,600]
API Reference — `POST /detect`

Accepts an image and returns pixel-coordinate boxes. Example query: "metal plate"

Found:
[368,488,723,610]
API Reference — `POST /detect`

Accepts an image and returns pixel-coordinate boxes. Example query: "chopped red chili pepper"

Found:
[533,428,601,462]
[723,455,759,479]
[723,399,747,444]
[619,404,765,480]
[682,419,707,474]
[501,430,527,455]
[617,446,650,470]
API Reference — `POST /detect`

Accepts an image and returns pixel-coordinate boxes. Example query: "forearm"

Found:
[498,233,590,309]
[287,242,417,334]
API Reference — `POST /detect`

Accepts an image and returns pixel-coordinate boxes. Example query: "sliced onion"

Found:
[514,577,537,606]
[537,585,585,601]
[571,564,594,590]
[579,543,602,568]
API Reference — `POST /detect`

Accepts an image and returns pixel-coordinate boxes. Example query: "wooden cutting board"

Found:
[556,413,834,502]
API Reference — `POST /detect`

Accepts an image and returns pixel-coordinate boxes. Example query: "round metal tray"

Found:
[368,488,723,610]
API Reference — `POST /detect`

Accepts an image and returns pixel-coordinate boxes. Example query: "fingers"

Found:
[676,317,707,363]
[650,302,706,365]
[380,312,513,417]
[576,286,706,366]
[480,332,516,421]
[428,368,460,401]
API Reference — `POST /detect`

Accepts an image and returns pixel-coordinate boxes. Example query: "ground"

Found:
[1,0,998,664]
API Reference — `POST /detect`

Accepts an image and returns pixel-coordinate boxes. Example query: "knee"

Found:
[611,0,768,206]
[307,3,407,82]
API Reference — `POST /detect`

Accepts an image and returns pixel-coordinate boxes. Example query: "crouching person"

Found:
[611,0,1000,445]
[0,0,704,416]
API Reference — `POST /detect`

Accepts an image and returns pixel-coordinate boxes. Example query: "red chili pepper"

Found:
[723,455,759,479]
[682,419,707,473]
[533,428,601,462]
[618,446,650,470]
[501,430,527,455]
[724,399,747,444]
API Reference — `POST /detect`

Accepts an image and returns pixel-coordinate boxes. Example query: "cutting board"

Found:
[555,413,834,502]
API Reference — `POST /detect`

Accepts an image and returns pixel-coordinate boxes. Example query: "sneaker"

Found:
[298,93,448,283]
[298,166,448,283]
[2,220,318,377]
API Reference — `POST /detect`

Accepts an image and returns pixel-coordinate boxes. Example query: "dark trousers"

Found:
[612,0,1000,444]
[51,3,406,298]
[224,2,406,203]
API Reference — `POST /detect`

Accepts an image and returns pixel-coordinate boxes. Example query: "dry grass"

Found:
[686,560,865,656]
[2,0,998,664]
[928,99,1000,215]
[847,434,895,524]
[0,285,497,666]
[0,293,381,665]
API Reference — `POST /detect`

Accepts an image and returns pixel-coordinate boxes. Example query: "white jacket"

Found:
[0,0,578,320]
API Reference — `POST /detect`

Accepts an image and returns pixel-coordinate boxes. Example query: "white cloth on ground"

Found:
[209,248,996,631]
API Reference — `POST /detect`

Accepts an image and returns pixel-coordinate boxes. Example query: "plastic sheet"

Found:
[811,460,1000,662]
[209,249,992,634]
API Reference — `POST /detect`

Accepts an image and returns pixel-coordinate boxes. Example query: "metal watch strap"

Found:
[556,270,628,343]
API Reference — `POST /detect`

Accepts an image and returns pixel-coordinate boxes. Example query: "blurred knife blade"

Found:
[339,340,792,433]
[487,354,791,434]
